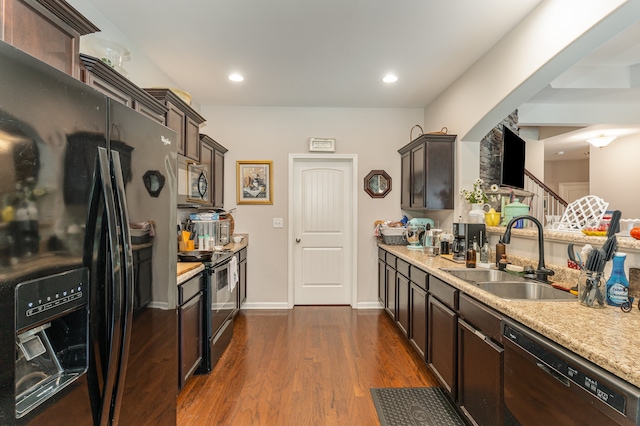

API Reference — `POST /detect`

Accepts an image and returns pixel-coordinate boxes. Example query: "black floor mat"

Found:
[370,387,465,426]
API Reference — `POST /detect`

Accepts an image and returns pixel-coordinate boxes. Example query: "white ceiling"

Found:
[78,0,543,108]
[76,0,640,161]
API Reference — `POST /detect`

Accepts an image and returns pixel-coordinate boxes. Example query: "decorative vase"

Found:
[468,203,485,224]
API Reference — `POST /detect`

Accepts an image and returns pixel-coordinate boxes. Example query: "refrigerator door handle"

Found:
[107,151,135,425]
[95,147,125,426]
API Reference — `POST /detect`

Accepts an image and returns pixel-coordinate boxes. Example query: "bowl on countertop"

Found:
[232,235,243,243]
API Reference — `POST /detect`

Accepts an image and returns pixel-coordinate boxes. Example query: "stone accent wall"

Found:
[479,110,518,188]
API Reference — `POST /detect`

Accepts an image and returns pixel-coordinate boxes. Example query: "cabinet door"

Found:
[83,73,133,107]
[428,296,457,397]
[166,101,186,155]
[400,151,411,209]
[396,272,410,337]
[134,101,165,124]
[199,140,214,206]
[239,259,247,306]
[385,264,396,320]
[378,258,386,306]
[2,0,84,77]
[409,282,427,359]
[179,291,203,389]
[133,247,152,312]
[185,116,200,161]
[410,144,425,208]
[458,319,503,425]
[213,149,225,208]
[425,140,454,209]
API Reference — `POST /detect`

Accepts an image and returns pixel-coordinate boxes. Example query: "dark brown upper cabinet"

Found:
[1,0,99,78]
[398,133,455,210]
[144,88,206,160]
[199,134,227,209]
[80,54,168,124]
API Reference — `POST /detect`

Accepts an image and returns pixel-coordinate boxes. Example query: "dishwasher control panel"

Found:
[503,323,626,415]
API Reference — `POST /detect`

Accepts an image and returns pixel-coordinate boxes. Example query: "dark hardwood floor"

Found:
[177,306,439,425]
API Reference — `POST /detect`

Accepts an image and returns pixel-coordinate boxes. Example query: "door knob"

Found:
[296,238,301,243]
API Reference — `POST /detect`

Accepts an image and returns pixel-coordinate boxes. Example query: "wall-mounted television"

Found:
[500,126,526,190]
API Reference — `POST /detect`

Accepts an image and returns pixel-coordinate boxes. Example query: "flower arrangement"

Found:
[460,179,499,204]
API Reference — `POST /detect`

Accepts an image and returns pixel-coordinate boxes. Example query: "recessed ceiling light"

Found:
[228,73,244,82]
[382,74,398,83]
[557,151,564,155]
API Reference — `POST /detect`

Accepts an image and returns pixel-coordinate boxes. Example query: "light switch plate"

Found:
[273,218,284,228]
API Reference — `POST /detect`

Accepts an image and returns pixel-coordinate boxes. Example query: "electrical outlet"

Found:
[273,218,284,228]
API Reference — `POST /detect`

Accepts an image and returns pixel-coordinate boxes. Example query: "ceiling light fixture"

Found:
[586,134,616,148]
[228,73,244,82]
[557,151,564,155]
[382,74,398,83]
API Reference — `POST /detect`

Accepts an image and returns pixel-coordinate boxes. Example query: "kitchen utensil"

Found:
[607,210,622,237]
[178,250,213,262]
[567,243,582,269]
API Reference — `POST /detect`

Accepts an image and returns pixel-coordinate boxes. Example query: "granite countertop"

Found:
[486,225,640,251]
[176,234,249,285]
[379,242,640,389]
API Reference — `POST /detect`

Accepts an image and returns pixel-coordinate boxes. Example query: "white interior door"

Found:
[559,182,589,204]
[290,155,356,306]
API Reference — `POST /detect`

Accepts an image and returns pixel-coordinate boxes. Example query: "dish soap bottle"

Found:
[606,252,629,306]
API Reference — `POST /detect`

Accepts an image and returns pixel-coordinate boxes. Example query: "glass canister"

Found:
[578,271,606,308]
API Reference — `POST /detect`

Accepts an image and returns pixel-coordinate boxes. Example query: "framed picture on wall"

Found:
[236,160,273,204]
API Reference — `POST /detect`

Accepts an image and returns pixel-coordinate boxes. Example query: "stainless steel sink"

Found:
[440,268,526,283]
[475,281,576,301]
[440,268,576,301]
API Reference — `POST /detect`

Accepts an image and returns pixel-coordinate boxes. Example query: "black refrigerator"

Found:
[0,41,179,425]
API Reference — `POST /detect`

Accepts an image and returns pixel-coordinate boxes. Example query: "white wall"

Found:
[590,134,640,218]
[421,0,638,226]
[544,159,589,194]
[199,107,423,307]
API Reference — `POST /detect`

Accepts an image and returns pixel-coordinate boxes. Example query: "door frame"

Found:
[288,154,358,308]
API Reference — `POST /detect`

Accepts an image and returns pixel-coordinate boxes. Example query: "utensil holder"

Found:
[578,271,606,309]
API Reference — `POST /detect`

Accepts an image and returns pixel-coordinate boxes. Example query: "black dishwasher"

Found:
[502,320,640,426]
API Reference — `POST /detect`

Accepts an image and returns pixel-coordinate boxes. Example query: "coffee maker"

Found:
[452,223,486,260]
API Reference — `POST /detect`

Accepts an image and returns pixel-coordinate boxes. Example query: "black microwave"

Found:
[177,155,209,206]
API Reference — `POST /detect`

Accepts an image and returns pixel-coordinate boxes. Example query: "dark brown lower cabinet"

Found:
[385,263,396,320]
[178,273,204,389]
[458,319,503,425]
[396,272,410,337]
[409,282,427,358]
[132,246,152,313]
[378,258,386,306]
[428,296,457,397]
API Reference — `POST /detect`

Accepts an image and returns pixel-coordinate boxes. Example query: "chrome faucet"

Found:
[500,215,554,283]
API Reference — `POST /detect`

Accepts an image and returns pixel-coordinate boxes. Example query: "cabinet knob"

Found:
[296,238,301,243]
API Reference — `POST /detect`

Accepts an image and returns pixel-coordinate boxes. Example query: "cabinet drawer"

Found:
[410,266,428,291]
[459,294,502,342]
[238,247,247,262]
[429,276,458,310]
[386,253,397,268]
[179,273,204,305]
[396,258,410,278]
[378,247,386,262]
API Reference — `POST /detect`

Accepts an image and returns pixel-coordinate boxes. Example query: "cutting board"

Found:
[440,254,465,264]
[177,262,202,276]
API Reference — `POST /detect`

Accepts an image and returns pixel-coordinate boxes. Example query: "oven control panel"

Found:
[15,268,89,332]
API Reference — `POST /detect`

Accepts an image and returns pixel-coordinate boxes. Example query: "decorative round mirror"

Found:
[364,170,391,198]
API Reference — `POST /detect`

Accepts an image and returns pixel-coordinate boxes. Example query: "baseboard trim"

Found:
[355,301,384,310]
[240,302,291,310]
[240,301,384,310]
